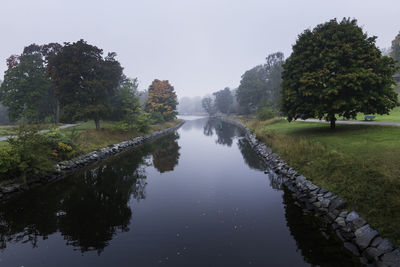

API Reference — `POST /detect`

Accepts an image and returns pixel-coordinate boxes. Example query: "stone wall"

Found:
[220,116,399,267]
[0,121,185,203]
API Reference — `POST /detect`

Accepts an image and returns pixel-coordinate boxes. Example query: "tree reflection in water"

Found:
[203,118,238,147]
[152,132,181,173]
[0,134,180,254]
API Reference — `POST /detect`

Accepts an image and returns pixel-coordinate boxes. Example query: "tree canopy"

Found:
[0,54,53,122]
[281,18,398,128]
[201,97,216,116]
[47,40,123,129]
[145,79,178,121]
[236,52,284,114]
[213,87,233,114]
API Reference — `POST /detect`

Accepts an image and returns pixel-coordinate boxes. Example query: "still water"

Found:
[0,117,361,266]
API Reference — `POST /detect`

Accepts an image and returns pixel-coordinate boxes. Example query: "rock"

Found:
[308,196,317,203]
[371,236,383,248]
[329,197,347,211]
[354,225,379,250]
[374,261,389,267]
[313,201,322,208]
[381,249,400,266]
[349,217,367,231]
[376,238,395,254]
[335,217,347,228]
[319,188,328,194]
[344,242,360,256]
[346,211,360,222]
[363,247,384,261]
[321,198,331,208]
[2,184,20,193]
[326,211,338,222]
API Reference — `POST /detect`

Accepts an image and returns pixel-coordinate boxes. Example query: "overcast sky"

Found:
[0,0,399,98]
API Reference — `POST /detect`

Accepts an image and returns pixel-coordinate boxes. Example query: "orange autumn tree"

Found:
[145,79,178,121]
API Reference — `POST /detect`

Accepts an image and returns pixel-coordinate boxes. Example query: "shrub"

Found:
[257,107,279,121]
[135,113,150,133]
[42,128,78,160]
[1,126,55,182]
[150,112,164,124]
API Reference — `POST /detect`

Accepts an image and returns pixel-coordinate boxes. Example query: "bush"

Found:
[257,107,279,121]
[42,128,79,160]
[0,126,55,182]
[135,113,150,133]
[150,112,164,124]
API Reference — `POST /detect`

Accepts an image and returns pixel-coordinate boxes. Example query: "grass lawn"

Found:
[61,120,183,154]
[0,125,18,136]
[239,117,400,246]
[352,106,400,122]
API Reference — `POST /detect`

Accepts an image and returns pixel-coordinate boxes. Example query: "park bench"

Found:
[364,115,375,121]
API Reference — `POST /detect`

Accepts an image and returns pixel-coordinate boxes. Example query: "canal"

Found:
[0,117,361,266]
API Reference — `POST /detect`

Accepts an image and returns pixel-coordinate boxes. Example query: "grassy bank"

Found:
[237,116,400,246]
[0,119,183,185]
[61,119,183,154]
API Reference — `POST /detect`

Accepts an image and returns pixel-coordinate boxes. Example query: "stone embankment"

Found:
[0,121,184,203]
[221,117,400,267]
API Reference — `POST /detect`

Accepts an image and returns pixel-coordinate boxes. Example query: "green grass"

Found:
[0,120,183,156]
[239,117,400,246]
[62,120,183,154]
[0,126,18,136]
[352,106,400,122]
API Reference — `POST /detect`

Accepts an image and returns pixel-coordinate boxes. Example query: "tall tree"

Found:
[281,18,398,129]
[145,80,178,121]
[110,77,141,125]
[236,52,284,114]
[23,43,62,123]
[48,40,123,129]
[201,97,215,116]
[0,54,52,122]
[391,31,400,63]
[213,87,233,114]
[391,31,400,83]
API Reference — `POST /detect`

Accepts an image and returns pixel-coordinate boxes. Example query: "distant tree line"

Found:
[0,40,178,129]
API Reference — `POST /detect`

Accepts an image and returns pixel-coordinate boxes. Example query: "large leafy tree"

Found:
[391,31,400,63]
[236,52,284,114]
[48,40,123,129]
[0,54,52,122]
[281,18,398,129]
[213,87,233,114]
[23,43,62,123]
[110,77,142,125]
[391,31,400,82]
[201,97,215,116]
[145,79,178,121]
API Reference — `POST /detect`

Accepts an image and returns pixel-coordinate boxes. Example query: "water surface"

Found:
[0,117,360,266]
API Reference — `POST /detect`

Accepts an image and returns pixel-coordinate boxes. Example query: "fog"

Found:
[0,0,399,98]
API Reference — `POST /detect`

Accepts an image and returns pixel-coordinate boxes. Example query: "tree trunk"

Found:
[330,117,336,129]
[94,119,100,130]
[55,99,60,125]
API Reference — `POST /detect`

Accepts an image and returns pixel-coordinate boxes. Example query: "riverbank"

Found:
[222,116,400,266]
[0,119,184,202]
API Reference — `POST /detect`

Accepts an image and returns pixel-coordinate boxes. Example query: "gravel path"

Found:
[0,124,78,141]
[303,119,400,127]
